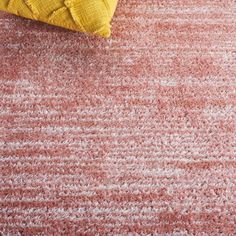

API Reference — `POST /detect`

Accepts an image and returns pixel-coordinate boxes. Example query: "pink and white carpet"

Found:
[1,0,236,235]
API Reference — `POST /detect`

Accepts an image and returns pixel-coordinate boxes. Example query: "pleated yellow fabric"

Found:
[0,0,118,37]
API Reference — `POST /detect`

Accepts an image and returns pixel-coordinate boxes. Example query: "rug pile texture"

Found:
[0,0,236,235]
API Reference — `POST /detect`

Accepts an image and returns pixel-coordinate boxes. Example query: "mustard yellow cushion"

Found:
[0,0,118,37]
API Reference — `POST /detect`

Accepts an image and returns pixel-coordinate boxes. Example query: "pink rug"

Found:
[1,0,236,235]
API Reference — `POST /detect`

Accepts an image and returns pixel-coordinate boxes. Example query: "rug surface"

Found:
[0,0,236,235]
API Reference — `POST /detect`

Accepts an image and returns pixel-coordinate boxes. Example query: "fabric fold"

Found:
[0,0,118,37]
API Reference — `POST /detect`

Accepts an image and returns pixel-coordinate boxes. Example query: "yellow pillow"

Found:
[0,0,118,37]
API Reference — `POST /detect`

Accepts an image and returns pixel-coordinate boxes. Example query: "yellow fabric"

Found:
[0,0,118,37]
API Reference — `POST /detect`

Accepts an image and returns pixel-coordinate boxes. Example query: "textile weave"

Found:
[0,0,236,235]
